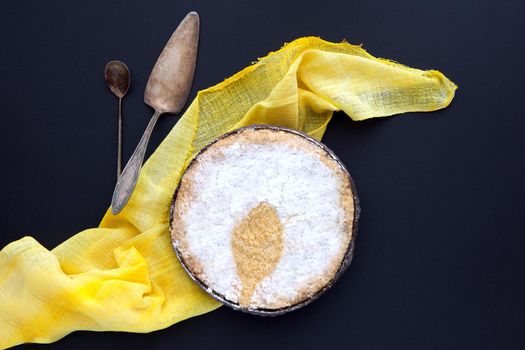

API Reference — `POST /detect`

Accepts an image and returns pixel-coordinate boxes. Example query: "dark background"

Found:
[1,0,524,349]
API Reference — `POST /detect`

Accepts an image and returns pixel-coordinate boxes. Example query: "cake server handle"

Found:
[111,110,162,214]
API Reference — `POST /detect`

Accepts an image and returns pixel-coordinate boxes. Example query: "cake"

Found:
[170,126,359,315]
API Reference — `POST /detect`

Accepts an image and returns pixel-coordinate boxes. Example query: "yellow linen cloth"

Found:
[0,37,456,348]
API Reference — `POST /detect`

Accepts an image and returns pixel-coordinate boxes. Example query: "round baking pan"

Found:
[169,125,360,316]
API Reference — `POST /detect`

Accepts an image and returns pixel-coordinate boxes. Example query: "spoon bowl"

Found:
[104,61,130,98]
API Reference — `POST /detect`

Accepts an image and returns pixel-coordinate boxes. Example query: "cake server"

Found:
[111,11,200,215]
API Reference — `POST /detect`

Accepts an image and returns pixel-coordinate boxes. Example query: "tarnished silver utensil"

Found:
[111,11,200,215]
[104,60,130,178]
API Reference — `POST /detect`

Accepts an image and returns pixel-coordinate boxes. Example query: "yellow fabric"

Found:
[0,37,456,348]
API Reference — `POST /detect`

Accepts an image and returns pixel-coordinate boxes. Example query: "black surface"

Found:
[0,0,524,349]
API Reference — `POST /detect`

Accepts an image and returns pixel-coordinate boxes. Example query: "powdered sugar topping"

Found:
[178,134,352,309]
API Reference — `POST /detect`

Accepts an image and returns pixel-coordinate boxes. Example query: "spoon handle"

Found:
[111,110,162,214]
[117,97,123,178]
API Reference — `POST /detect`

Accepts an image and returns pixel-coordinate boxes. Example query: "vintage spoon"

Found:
[104,60,130,178]
[111,11,200,215]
